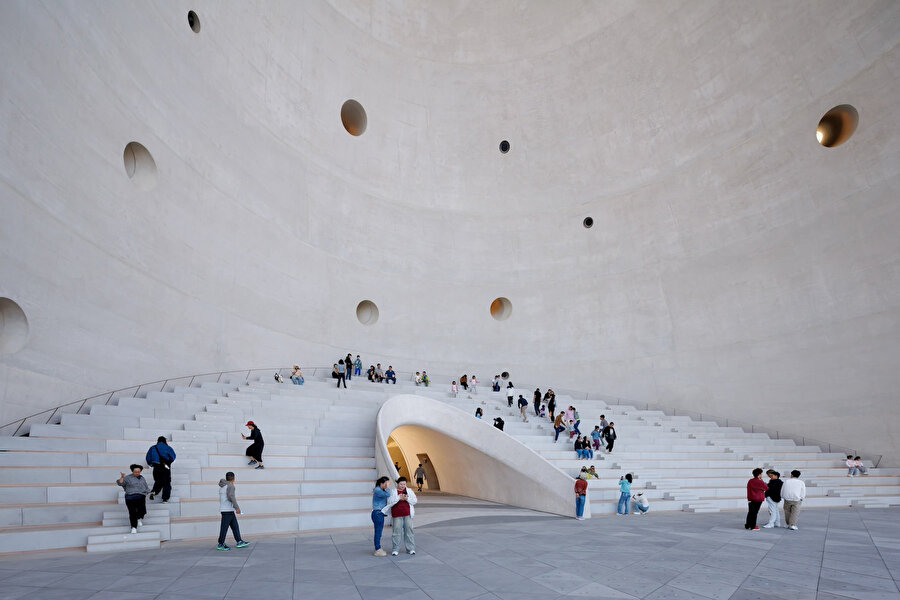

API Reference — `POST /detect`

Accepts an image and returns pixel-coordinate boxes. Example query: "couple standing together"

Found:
[371,476,418,556]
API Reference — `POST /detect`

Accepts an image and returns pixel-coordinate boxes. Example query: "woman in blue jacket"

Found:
[371,476,391,556]
[617,473,632,515]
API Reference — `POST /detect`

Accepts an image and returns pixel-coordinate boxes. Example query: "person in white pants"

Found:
[763,470,783,528]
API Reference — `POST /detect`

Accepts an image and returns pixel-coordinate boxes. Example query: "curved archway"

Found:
[376,394,584,518]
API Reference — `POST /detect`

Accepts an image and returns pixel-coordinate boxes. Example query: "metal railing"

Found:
[0,367,323,437]
[0,367,884,467]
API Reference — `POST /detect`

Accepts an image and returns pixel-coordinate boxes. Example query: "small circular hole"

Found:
[583,217,594,229]
[490,297,512,321]
[356,300,379,325]
[499,140,510,154]
[341,100,367,136]
[188,11,200,33]
[0,297,29,355]
[816,104,858,148]
[501,371,510,380]
[123,142,158,191]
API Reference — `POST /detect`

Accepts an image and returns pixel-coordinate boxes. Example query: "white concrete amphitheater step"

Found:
[86,530,161,553]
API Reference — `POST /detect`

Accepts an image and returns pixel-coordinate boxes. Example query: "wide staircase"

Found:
[1,369,897,553]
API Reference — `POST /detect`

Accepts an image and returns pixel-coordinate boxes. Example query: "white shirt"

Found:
[781,478,806,501]
[382,487,418,517]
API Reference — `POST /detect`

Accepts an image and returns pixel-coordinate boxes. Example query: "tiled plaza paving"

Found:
[0,504,897,600]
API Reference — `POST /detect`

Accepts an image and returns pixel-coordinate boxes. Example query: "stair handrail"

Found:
[0,366,332,437]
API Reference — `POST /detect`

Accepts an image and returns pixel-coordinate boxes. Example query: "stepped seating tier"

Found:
[1,369,896,552]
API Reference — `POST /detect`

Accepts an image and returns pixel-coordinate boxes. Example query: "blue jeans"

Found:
[575,495,586,518]
[617,492,630,514]
[633,502,649,514]
[576,449,584,459]
[386,376,396,384]
[554,426,565,441]
[290,376,304,385]
[585,448,594,459]
[573,420,581,435]
[371,510,384,550]
[354,366,361,376]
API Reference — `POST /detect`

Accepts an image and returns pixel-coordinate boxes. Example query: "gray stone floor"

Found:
[0,505,898,600]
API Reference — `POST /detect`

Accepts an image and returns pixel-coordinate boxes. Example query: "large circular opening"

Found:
[0,297,29,355]
[816,105,859,148]
[188,11,201,33]
[490,297,512,321]
[123,142,158,191]
[499,140,510,154]
[356,300,379,325]
[583,217,594,229]
[341,100,367,136]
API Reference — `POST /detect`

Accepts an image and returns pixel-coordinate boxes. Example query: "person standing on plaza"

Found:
[116,464,149,534]
[354,355,363,377]
[383,476,417,555]
[217,471,250,551]
[506,382,515,407]
[146,435,176,503]
[763,470,783,528]
[574,474,588,520]
[745,468,768,530]
[547,393,556,421]
[345,353,353,380]
[533,388,542,417]
[371,476,390,556]
[242,421,264,469]
[617,474,632,515]
[781,470,807,530]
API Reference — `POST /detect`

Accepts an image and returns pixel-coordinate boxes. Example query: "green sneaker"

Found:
[236,540,250,548]
[216,544,230,551]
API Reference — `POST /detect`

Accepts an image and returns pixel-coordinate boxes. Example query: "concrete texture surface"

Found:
[0,1,898,463]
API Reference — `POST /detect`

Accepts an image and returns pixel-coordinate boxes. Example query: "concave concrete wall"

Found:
[0,1,898,462]
[376,395,579,517]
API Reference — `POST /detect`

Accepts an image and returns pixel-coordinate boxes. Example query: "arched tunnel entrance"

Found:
[376,394,583,518]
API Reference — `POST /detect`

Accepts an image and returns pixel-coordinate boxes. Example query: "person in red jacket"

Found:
[745,467,768,530]
[574,476,588,520]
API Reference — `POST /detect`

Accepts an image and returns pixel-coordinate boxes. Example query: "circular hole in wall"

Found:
[188,11,201,33]
[123,142,158,191]
[501,371,510,380]
[583,217,594,229]
[490,297,512,321]
[356,300,379,325]
[499,140,510,153]
[816,104,859,148]
[0,297,29,355]
[341,100,367,136]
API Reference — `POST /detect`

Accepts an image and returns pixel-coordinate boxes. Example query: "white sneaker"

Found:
[130,527,137,534]
[789,525,798,530]
[391,551,399,556]
[408,550,415,555]
[763,524,774,528]
[137,519,143,527]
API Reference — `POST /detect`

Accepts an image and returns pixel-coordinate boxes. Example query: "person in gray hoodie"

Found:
[117,464,150,534]
[217,472,250,551]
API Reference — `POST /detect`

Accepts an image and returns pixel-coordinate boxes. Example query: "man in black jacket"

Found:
[763,470,784,528]
[602,422,617,453]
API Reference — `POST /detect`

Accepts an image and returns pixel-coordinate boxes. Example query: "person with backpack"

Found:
[145,436,176,503]
[242,421,264,469]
